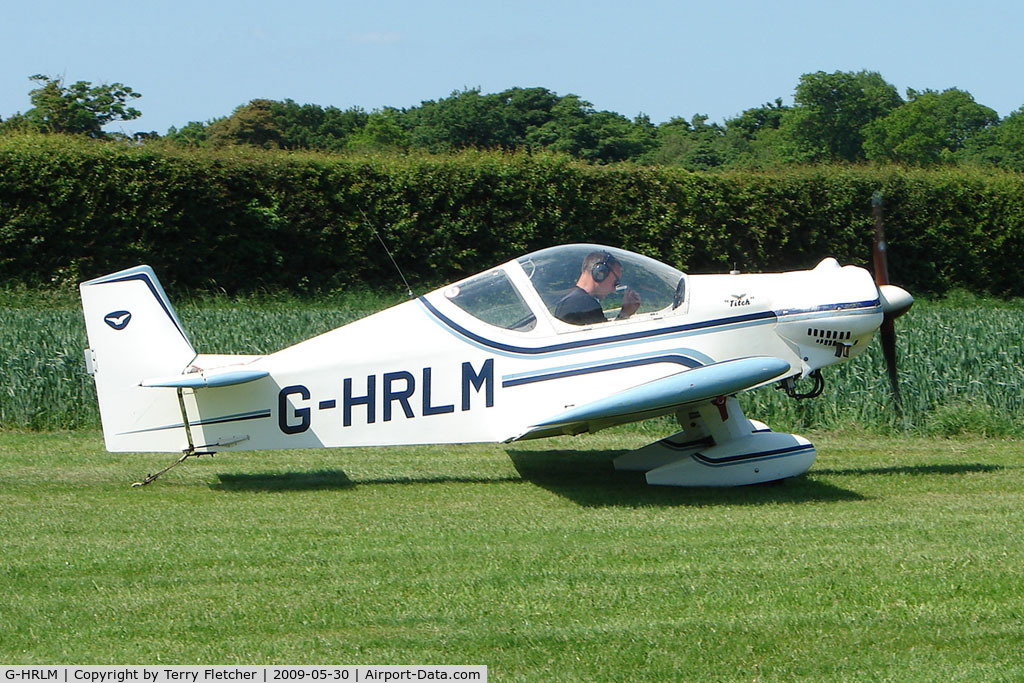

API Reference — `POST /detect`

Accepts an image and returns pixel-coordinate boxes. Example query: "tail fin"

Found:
[80,266,197,452]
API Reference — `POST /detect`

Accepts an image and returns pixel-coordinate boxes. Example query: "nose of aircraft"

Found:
[878,284,913,319]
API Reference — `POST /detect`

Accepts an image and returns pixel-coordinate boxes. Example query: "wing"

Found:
[510,356,790,441]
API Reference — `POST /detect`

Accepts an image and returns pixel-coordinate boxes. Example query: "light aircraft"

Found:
[80,216,911,487]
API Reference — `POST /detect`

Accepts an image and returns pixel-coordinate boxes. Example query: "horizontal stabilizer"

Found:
[141,368,269,389]
[521,356,790,437]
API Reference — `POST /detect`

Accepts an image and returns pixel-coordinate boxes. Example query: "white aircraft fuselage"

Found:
[80,244,911,486]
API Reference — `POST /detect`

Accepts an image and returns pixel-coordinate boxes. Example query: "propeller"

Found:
[871,192,913,408]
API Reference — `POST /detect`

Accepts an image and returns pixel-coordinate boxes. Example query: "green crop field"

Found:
[2,429,1023,679]
[4,288,1024,435]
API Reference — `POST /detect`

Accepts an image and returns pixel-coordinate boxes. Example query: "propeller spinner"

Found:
[871,192,913,406]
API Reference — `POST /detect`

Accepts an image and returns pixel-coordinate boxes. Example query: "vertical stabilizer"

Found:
[80,266,197,452]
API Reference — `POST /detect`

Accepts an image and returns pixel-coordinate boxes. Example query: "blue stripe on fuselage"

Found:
[777,299,881,316]
[419,296,880,357]
[502,353,704,387]
[118,409,272,435]
[418,296,776,356]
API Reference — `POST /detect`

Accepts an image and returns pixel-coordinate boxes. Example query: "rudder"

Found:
[80,266,197,452]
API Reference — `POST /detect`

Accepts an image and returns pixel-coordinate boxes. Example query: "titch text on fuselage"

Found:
[277,359,495,434]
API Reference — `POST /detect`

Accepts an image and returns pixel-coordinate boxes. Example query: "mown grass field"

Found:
[2,428,1023,679]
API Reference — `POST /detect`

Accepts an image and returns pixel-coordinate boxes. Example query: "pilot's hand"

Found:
[618,288,642,318]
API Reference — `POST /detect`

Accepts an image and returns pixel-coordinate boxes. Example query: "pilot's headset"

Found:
[591,252,616,283]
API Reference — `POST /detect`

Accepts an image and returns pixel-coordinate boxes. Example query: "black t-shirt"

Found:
[554,286,605,325]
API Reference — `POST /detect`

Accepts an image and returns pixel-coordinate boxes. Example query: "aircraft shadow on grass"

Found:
[212,469,357,492]
[210,469,523,492]
[209,448,865,504]
[208,458,1003,502]
[506,449,864,507]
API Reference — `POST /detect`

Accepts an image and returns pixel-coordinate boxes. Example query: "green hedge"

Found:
[3,134,1024,296]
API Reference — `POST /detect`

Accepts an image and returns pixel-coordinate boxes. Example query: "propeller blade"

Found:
[871,192,905,410]
[879,317,901,406]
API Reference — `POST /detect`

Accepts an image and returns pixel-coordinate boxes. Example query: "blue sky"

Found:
[3,0,1023,136]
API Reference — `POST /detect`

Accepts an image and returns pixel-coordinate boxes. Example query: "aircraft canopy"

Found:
[442,244,686,333]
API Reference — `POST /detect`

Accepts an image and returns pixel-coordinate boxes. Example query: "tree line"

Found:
[2,71,1023,170]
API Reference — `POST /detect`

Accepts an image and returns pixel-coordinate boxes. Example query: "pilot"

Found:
[554,251,642,325]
